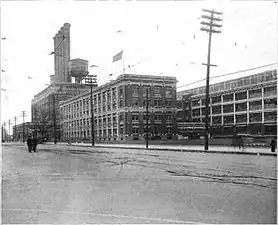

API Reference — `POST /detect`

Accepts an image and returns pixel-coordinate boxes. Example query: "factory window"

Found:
[154,99,162,107]
[249,89,262,99]
[143,86,151,96]
[192,109,200,117]
[132,127,139,134]
[143,115,149,121]
[165,100,172,107]
[192,118,201,123]
[236,102,247,112]
[264,111,277,122]
[154,86,162,95]
[249,100,262,111]
[132,115,139,121]
[223,115,234,124]
[264,86,277,97]
[132,85,140,96]
[223,93,233,102]
[132,98,139,107]
[264,125,277,135]
[264,98,277,109]
[167,115,172,121]
[165,88,172,98]
[192,99,201,107]
[119,87,124,97]
[154,115,162,121]
[212,105,221,114]
[119,99,124,108]
[212,116,221,125]
[235,91,247,101]
[211,96,221,104]
[223,104,234,113]
[251,76,258,85]
[119,114,124,122]
[249,112,262,123]
[113,102,117,110]
[237,79,244,87]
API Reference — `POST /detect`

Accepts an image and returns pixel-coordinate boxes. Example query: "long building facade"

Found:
[60,74,178,142]
[177,69,277,138]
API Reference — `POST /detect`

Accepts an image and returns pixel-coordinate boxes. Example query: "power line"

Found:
[177,63,277,90]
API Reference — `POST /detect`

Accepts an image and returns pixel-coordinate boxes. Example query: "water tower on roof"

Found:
[69,58,89,84]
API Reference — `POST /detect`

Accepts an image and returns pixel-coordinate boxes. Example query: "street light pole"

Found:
[85,74,97,147]
[200,9,222,151]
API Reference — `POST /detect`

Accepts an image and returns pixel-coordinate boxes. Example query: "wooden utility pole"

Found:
[200,9,222,151]
[146,88,149,149]
[8,119,11,142]
[14,116,17,141]
[85,74,98,146]
[21,111,26,142]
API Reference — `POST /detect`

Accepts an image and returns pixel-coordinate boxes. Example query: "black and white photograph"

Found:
[1,0,277,223]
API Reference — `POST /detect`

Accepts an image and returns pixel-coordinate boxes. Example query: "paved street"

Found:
[2,143,277,224]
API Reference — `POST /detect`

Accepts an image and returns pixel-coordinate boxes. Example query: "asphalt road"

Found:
[2,144,277,224]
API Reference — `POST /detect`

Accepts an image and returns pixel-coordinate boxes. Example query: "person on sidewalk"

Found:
[270,139,276,153]
[27,136,33,153]
[32,136,38,152]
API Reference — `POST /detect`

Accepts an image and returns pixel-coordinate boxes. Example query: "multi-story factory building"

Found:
[177,69,277,138]
[31,83,90,141]
[60,74,178,142]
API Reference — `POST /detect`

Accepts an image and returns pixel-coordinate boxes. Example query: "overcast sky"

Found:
[1,0,277,125]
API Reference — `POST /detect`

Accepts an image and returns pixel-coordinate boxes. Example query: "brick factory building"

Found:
[177,69,277,140]
[59,74,178,142]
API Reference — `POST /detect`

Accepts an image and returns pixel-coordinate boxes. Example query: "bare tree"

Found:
[33,108,52,141]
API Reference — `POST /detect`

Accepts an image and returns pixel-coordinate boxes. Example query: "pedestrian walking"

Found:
[32,136,38,152]
[270,139,276,153]
[27,136,32,153]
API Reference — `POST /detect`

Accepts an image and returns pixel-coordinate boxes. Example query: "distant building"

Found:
[31,83,90,141]
[177,69,277,138]
[60,74,178,142]
[12,122,34,142]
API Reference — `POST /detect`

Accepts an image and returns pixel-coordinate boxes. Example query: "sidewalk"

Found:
[40,142,277,156]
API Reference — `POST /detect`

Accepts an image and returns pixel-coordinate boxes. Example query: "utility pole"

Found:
[53,94,57,144]
[21,111,26,142]
[2,122,6,142]
[145,88,149,148]
[14,116,17,141]
[200,9,222,151]
[8,119,11,142]
[85,74,98,146]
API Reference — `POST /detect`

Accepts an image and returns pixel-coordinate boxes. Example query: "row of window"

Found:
[191,70,276,96]
[192,111,277,124]
[132,85,173,98]
[192,99,277,116]
[191,86,277,107]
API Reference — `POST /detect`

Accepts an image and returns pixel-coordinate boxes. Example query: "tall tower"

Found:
[53,23,71,83]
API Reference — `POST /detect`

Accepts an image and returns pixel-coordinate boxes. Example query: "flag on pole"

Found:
[112,51,123,63]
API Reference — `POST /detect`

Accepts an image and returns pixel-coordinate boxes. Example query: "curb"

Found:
[41,143,277,157]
